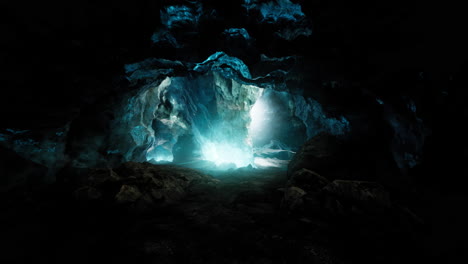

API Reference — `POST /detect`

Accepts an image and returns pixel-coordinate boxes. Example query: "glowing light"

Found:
[254,157,289,168]
[201,141,253,168]
[149,154,174,163]
[147,145,174,163]
[249,97,268,136]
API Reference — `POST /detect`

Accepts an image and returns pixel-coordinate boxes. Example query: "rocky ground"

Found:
[1,159,441,264]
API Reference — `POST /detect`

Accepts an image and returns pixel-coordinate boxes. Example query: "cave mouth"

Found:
[141,74,299,171]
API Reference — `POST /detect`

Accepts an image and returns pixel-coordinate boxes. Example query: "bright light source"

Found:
[249,97,268,137]
[254,157,289,168]
[147,145,174,163]
[201,140,253,168]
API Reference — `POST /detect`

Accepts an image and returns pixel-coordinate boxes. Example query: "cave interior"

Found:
[0,0,466,263]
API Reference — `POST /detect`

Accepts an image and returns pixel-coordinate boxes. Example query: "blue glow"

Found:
[249,95,269,138]
[244,0,305,23]
[160,5,201,29]
[151,30,180,47]
[107,149,121,155]
[6,129,29,135]
[13,139,38,146]
[117,54,350,170]
[194,52,252,79]
[131,126,150,146]
[200,140,253,168]
[260,0,304,22]
[147,145,174,163]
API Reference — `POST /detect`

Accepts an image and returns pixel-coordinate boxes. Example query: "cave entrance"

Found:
[144,73,301,171]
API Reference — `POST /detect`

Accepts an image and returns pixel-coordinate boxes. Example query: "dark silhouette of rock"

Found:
[288,168,330,193]
[287,132,344,179]
[71,162,216,212]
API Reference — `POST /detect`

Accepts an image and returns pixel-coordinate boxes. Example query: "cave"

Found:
[0,1,466,263]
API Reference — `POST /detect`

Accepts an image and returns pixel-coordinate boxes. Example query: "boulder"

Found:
[115,185,142,204]
[288,168,330,193]
[282,186,307,211]
[71,162,216,212]
[287,132,343,179]
[282,169,329,213]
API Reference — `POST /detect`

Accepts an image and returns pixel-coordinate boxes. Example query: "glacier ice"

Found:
[243,0,305,22]
[111,72,264,169]
[194,51,253,80]
[259,0,305,23]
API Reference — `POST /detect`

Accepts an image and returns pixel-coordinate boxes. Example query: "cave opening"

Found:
[143,73,299,171]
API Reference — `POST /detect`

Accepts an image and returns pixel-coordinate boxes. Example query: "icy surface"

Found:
[194,52,252,80]
[243,0,305,22]
[111,72,263,168]
[112,53,350,170]
[160,5,202,29]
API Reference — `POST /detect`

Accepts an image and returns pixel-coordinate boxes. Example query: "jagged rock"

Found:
[115,185,142,204]
[282,186,307,211]
[71,162,216,211]
[282,169,329,213]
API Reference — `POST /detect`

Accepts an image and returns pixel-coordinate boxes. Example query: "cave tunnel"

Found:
[122,69,348,172]
[0,0,466,263]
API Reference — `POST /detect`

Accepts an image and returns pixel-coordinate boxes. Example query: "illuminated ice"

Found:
[114,53,350,170]
[243,0,305,23]
[160,5,201,29]
[200,140,253,168]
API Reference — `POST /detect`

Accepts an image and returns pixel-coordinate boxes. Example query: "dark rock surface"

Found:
[287,133,344,178]
[69,162,218,212]
[0,159,466,264]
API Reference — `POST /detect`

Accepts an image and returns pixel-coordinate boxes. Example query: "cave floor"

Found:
[1,166,422,264]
